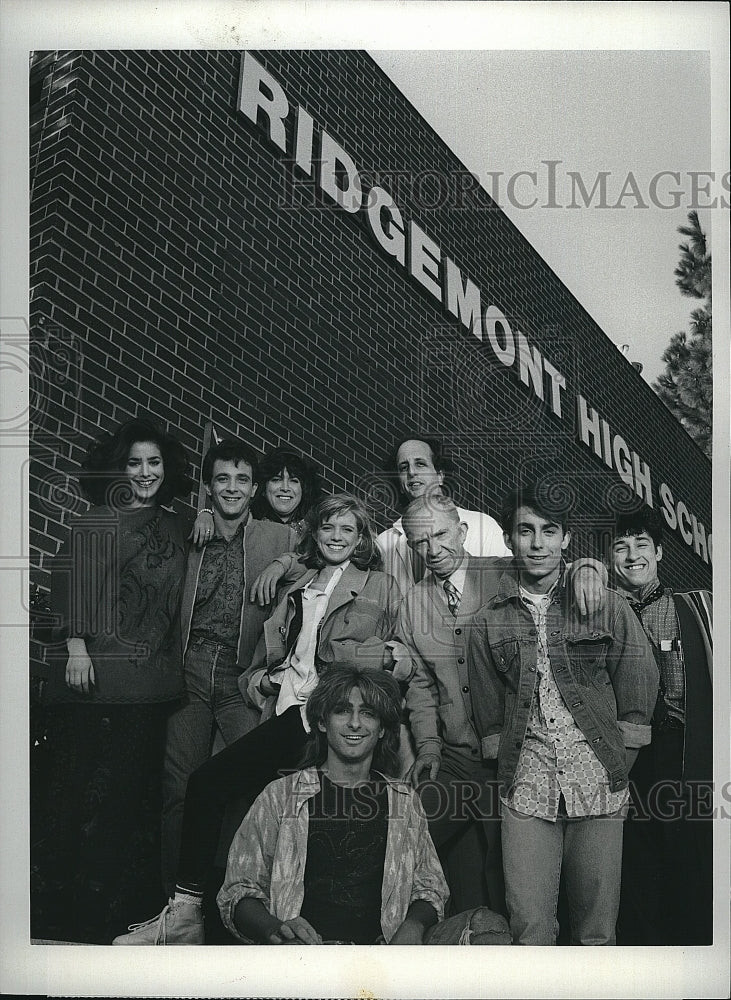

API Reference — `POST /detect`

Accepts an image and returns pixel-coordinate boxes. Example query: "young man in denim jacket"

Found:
[468,482,658,945]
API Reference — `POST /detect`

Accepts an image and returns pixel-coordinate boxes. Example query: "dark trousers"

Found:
[35,702,167,888]
[618,727,713,945]
[177,705,311,890]
[32,702,168,941]
[417,751,505,916]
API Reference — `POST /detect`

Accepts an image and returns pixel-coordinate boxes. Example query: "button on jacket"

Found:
[399,555,509,764]
[468,565,659,794]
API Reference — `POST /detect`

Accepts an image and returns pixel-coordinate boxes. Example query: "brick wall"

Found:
[29,49,712,673]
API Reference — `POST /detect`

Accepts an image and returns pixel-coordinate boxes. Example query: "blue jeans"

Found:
[501,801,624,945]
[161,638,259,895]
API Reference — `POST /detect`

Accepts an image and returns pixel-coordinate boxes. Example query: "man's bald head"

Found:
[402,492,467,579]
[402,492,461,535]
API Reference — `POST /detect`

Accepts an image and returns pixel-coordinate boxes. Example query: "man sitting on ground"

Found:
[217,665,511,945]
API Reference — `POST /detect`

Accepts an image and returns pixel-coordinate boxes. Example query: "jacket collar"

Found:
[284,562,370,617]
[320,562,369,615]
[291,766,410,811]
[494,560,568,605]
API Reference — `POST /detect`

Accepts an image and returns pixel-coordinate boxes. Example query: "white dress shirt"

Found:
[275,563,347,729]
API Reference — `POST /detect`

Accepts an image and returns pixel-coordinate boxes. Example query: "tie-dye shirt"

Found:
[217,767,449,943]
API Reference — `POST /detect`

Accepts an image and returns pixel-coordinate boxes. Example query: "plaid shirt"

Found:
[625,583,685,724]
[217,767,448,943]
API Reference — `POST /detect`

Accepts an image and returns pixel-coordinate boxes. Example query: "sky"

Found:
[370,49,713,385]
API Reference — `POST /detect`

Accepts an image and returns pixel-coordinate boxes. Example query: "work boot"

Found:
[112,898,204,945]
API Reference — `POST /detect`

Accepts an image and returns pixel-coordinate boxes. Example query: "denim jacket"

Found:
[468,565,659,794]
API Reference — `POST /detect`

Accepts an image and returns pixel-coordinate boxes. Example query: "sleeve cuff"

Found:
[415,738,442,757]
[410,890,446,923]
[570,558,608,585]
[216,887,267,942]
[619,720,653,748]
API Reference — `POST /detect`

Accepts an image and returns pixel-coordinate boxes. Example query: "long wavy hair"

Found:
[79,417,193,508]
[250,447,323,524]
[297,493,382,571]
[304,665,403,777]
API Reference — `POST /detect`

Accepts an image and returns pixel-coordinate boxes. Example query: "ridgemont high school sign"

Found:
[238,51,712,566]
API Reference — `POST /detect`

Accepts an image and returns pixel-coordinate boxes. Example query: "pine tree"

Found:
[653,211,712,458]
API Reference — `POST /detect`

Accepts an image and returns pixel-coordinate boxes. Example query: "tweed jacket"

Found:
[399,555,511,765]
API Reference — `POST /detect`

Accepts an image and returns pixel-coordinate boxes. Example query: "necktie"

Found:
[410,544,426,584]
[443,578,460,617]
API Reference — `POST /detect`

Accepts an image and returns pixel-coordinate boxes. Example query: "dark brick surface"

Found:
[29,49,712,680]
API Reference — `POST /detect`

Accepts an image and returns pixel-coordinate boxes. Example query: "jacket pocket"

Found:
[340,597,385,637]
[565,630,612,686]
[488,637,520,673]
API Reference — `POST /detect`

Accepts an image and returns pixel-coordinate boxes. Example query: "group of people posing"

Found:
[32,418,713,947]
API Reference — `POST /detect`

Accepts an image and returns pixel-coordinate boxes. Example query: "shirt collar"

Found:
[519,574,561,608]
[292,766,411,807]
[495,560,567,604]
[615,577,662,607]
[431,554,469,595]
[302,561,348,598]
[213,511,250,541]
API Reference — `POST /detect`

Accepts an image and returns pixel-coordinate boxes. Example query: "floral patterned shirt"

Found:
[503,585,629,820]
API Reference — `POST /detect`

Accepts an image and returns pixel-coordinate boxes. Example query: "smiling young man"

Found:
[217,666,510,946]
[396,492,608,919]
[608,508,713,946]
[158,439,300,905]
[467,483,659,945]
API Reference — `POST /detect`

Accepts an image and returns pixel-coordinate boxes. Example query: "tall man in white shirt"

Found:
[377,437,510,597]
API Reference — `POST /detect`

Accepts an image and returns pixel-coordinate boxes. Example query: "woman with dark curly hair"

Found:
[33,417,193,943]
[251,447,323,532]
[113,493,402,945]
[191,446,323,545]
